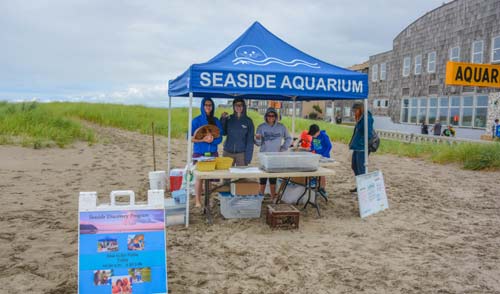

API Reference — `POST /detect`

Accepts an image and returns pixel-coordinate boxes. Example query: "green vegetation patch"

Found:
[1,101,499,171]
[0,102,95,148]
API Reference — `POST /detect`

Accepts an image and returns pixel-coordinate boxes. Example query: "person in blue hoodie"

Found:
[220,98,255,166]
[191,97,223,207]
[348,102,374,193]
[308,124,332,197]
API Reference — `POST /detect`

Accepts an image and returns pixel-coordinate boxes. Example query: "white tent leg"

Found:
[364,99,369,174]
[185,93,193,227]
[167,95,172,187]
[331,101,335,124]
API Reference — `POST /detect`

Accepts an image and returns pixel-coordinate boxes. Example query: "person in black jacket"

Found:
[220,98,255,166]
[421,121,429,135]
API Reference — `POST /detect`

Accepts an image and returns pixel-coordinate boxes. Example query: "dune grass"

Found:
[1,101,499,170]
[0,101,95,148]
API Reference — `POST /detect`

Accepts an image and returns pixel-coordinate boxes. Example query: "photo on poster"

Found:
[128,267,151,283]
[97,237,119,252]
[127,234,145,251]
[93,269,113,286]
[111,275,132,294]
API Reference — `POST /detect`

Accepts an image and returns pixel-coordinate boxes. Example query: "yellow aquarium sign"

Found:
[445,61,500,88]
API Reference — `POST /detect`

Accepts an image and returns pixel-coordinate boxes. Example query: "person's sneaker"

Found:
[349,187,357,193]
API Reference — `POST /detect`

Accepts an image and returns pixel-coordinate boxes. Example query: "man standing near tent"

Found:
[348,102,373,192]
[255,107,292,201]
[191,97,223,208]
[220,98,255,166]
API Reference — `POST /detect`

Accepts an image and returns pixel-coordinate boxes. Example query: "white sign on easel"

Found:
[355,170,389,218]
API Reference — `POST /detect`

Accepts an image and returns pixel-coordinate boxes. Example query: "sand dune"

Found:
[1,124,499,293]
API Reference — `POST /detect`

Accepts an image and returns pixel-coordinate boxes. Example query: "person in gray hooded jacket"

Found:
[254,107,292,200]
[220,98,255,166]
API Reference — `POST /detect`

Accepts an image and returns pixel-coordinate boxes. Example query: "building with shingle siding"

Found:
[368,0,500,134]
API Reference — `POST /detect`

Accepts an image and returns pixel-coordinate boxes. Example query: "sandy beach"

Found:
[1,124,499,293]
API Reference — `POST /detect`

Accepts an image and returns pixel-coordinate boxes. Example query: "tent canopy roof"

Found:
[168,22,368,101]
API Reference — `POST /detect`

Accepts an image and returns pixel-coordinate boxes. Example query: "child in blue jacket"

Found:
[308,124,332,158]
[308,124,332,197]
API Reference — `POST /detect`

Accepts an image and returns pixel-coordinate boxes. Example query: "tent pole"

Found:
[167,95,172,188]
[331,101,335,124]
[292,97,296,141]
[364,99,369,174]
[185,93,193,227]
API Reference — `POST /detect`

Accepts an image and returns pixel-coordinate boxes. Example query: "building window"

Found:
[380,63,386,80]
[438,97,449,124]
[450,96,460,126]
[492,36,500,63]
[409,98,418,123]
[461,96,473,126]
[403,57,411,77]
[414,55,422,75]
[372,64,378,81]
[474,95,488,128]
[471,40,484,63]
[428,97,438,124]
[418,97,427,123]
[427,52,436,73]
[401,98,410,123]
[384,100,389,108]
[449,46,460,61]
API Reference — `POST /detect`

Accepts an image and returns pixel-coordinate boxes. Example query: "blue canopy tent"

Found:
[168,22,369,226]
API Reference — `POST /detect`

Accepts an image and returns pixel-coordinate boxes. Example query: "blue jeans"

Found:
[351,151,366,176]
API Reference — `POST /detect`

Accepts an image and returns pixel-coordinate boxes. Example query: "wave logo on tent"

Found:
[232,45,320,68]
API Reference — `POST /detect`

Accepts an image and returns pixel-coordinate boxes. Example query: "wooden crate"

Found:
[266,204,300,230]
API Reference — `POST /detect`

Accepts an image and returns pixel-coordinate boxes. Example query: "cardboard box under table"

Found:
[193,167,335,224]
[230,180,260,196]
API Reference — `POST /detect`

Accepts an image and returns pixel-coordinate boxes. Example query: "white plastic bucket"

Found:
[149,171,166,191]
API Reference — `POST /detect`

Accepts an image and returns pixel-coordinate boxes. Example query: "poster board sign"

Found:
[78,190,168,294]
[355,170,389,218]
[445,61,500,88]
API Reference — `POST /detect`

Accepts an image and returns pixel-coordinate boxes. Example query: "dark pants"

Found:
[351,150,367,176]
[259,178,277,185]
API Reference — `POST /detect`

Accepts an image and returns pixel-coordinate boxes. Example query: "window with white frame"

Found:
[492,36,500,63]
[401,98,410,123]
[414,55,422,75]
[372,64,378,81]
[472,40,484,63]
[449,46,460,61]
[403,57,410,77]
[427,52,436,73]
[474,96,488,128]
[380,62,386,80]
[410,98,418,123]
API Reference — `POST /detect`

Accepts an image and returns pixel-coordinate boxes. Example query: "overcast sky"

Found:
[0,0,446,106]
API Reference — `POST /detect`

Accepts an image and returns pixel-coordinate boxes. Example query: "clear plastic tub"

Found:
[218,192,263,219]
[258,152,321,172]
[164,198,186,226]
